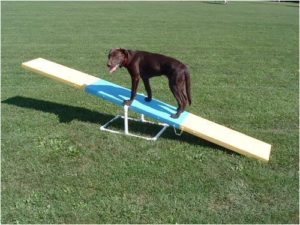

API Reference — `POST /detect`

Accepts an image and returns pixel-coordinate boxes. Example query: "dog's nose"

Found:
[107,63,111,67]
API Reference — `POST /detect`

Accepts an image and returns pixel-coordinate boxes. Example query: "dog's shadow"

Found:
[2,96,234,155]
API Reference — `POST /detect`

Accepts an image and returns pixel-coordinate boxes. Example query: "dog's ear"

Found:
[120,48,129,58]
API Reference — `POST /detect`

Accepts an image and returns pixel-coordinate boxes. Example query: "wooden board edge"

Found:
[22,60,85,89]
[180,114,271,161]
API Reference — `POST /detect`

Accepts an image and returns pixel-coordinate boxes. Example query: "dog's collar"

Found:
[122,57,129,67]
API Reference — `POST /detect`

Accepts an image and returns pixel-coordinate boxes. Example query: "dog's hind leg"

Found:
[169,78,184,119]
[179,89,187,111]
[174,88,187,118]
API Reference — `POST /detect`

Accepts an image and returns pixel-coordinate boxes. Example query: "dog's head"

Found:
[107,48,128,74]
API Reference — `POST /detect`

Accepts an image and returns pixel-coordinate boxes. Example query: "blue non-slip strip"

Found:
[85,79,189,129]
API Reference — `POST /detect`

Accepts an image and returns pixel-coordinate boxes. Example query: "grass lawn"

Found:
[1,1,299,224]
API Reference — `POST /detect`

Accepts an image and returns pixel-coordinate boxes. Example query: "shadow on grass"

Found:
[2,95,113,124]
[2,96,236,156]
[202,1,228,5]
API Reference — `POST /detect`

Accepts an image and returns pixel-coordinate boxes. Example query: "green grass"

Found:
[1,1,299,224]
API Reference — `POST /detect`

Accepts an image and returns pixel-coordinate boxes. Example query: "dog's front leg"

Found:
[124,77,139,106]
[142,78,152,102]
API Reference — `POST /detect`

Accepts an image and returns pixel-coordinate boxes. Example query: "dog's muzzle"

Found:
[108,64,119,74]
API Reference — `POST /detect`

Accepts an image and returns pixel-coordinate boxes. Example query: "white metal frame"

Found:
[100,105,169,141]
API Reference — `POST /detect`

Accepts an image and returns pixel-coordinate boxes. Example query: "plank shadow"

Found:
[2,96,236,156]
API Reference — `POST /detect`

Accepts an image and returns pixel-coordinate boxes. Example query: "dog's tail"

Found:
[184,67,192,105]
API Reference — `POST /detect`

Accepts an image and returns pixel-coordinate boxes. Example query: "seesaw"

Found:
[22,58,271,161]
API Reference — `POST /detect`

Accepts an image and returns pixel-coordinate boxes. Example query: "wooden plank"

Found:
[22,58,100,89]
[180,113,271,161]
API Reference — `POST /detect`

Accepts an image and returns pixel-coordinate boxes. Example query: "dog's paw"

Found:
[144,97,152,102]
[123,100,132,106]
[170,113,180,119]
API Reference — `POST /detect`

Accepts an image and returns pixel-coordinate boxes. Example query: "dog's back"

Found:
[132,50,187,78]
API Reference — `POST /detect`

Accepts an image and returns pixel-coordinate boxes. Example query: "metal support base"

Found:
[100,105,169,141]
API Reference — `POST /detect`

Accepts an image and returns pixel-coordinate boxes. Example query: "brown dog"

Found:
[107,48,191,118]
